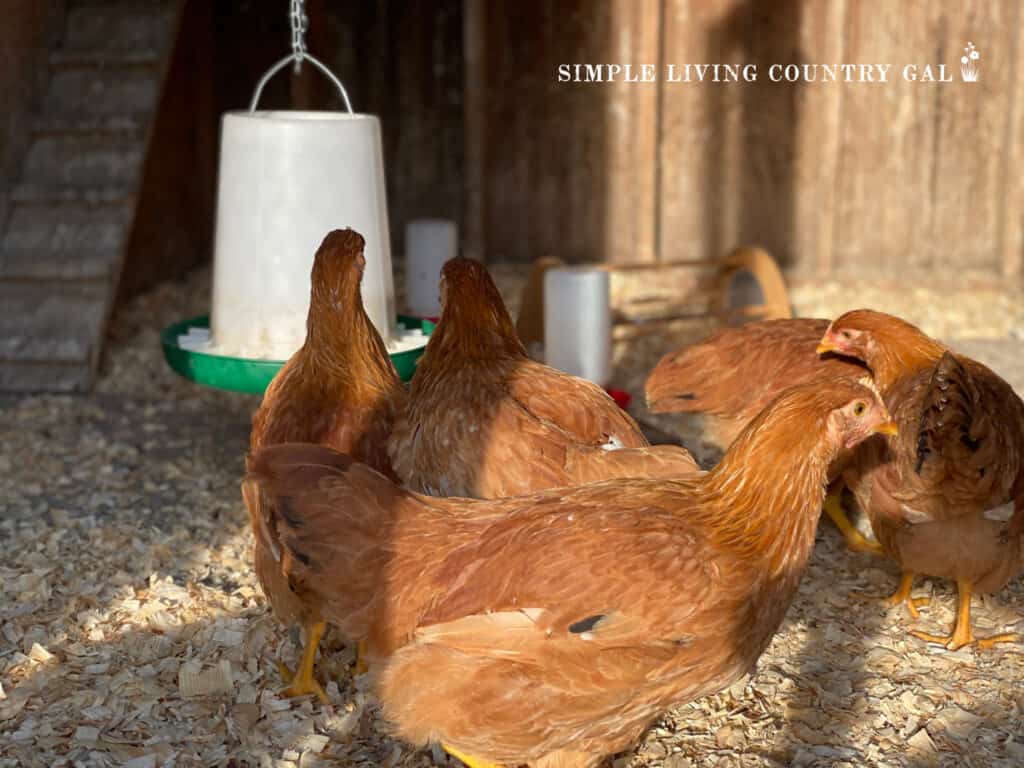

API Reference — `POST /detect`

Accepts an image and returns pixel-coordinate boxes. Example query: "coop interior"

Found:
[2,2,1023,767]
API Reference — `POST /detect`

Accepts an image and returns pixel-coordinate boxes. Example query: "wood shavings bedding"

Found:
[2,262,1023,767]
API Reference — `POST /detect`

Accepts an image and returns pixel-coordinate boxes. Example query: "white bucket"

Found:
[544,267,611,386]
[210,110,395,360]
[405,218,457,318]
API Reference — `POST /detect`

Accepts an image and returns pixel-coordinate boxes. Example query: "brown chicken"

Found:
[644,318,879,553]
[246,379,894,768]
[388,257,698,498]
[243,228,405,701]
[820,310,1024,649]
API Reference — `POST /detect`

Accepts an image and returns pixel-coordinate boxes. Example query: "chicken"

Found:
[389,257,698,498]
[245,379,895,768]
[243,228,405,701]
[644,318,879,553]
[820,311,1024,649]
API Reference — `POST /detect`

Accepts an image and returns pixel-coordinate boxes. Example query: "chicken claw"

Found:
[278,620,329,703]
[883,572,931,619]
[910,580,1019,651]
[822,489,883,555]
[442,743,503,768]
[850,572,929,618]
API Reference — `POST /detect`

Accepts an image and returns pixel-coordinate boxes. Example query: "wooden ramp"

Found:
[0,1,179,392]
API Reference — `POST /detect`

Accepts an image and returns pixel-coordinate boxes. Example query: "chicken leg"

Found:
[442,743,503,768]
[277,620,329,703]
[822,487,883,554]
[910,580,1019,651]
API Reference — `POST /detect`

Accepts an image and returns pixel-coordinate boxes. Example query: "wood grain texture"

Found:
[476,1,1022,277]
[462,0,486,262]
[118,0,214,299]
[658,0,849,272]
[477,0,660,265]
[831,2,1016,277]
[999,1,1024,279]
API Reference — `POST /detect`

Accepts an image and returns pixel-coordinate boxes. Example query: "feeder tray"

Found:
[161,315,433,394]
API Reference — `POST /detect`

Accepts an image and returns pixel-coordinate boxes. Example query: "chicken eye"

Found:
[840,330,853,340]
[853,401,866,416]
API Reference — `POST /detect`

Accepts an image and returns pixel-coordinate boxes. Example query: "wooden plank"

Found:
[830,1,1018,277]
[829,2,936,274]
[1000,2,1024,278]
[791,0,846,276]
[929,1,1020,275]
[0,361,92,393]
[0,203,131,280]
[462,0,485,261]
[658,0,846,273]
[478,0,659,264]
[117,0,214,299]
[0,281,107,364]
[0,0,65,233]
[600,0,660,265]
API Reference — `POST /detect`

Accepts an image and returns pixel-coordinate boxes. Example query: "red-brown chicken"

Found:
[389,257,698,498]
[820,310,1024,649]
[243,228,405,700]
[644,318,879,553]
[246,379,894,768]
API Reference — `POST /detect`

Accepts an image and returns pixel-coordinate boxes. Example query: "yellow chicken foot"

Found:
[442,743,503,768]
[278,620,329,703]
[354,639,369,675]
[822,488,883,555]
[850,571,929,618]
[911,580,1019,651]
[884,572,931,619]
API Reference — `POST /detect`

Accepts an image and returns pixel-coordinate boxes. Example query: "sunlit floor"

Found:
[2,264,1023,767]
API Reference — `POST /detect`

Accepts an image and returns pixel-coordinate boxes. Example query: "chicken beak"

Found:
[873,421,898,437]
[816,339,838,355]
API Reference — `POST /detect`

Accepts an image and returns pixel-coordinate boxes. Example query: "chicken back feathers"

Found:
[645,318,868,457]
[844,347,1024,592]
[246,379,892,766]
[388,257,678,498]
[245,228,405,628]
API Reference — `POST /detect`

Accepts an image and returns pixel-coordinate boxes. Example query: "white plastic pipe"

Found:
[405,218,457,317]
[211,111,395,360]
[543,267,611,386]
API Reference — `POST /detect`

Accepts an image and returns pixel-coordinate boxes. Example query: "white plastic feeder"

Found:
[209,16,395,360]
[404,218,457,318]
[543,267,612,386]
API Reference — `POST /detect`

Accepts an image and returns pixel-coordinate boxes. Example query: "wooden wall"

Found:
[118,0,218,298]
[469,1,1024,281]
[0,0,65,233]
[464,0,659,265]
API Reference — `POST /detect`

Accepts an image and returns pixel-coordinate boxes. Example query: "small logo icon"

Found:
[961,42,980,82]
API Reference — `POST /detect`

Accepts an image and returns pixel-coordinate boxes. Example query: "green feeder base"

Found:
[161,315,434,394]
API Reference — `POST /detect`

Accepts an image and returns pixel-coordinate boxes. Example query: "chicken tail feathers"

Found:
[244,443,416,605]
[915,352,983,476]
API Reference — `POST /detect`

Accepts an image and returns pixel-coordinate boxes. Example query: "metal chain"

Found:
[290,0,308,73]
[248,0,354,113]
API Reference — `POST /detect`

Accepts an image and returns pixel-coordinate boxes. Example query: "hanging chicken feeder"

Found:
[161,0,429,393]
